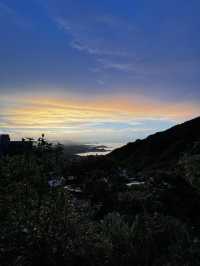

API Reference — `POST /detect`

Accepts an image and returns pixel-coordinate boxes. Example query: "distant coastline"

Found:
[63,143,123,156]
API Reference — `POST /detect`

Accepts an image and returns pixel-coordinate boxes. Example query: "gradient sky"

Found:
[0,0,200,143]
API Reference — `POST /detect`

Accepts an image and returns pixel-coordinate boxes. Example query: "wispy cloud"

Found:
[69,40,128,57]
[97,79,105,85]
[52,14,144,76]
[97,58,135,72]
[1,94,199,141]
[53,15,132,58]
[96,14,136,32]
[51,8,200,80]
[54,17,72,32]
[0,1,32,29]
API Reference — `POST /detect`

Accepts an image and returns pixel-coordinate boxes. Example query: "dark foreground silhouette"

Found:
[1,117,200,266]
[110,116,200,174]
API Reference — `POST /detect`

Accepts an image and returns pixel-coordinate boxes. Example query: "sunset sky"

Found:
[0,0,200,143]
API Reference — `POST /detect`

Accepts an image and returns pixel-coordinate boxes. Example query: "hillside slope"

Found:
[110,116,200,173]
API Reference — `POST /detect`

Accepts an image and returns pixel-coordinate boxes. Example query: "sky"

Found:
[0,0,200,143]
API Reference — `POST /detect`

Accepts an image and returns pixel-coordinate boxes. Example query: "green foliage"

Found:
[179,142,200,192]
[0,147,111,266]
[1,137,200,265]
[100,212,200,266]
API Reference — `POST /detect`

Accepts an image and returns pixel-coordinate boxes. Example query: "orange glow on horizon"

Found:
[0,93,199,142]
[1,95,200,129]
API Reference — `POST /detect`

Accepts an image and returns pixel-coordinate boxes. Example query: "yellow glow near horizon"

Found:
[1,94,200,141]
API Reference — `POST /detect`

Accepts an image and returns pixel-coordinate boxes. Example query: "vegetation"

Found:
[1,123,200,265]
[110,116,200,174]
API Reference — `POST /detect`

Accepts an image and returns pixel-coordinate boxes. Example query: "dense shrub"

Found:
[1,138,200,265]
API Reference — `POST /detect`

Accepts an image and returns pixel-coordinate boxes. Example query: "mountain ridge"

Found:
[110,116,200,173]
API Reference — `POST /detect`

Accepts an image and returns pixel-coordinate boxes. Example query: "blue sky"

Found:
[0,0,200,143]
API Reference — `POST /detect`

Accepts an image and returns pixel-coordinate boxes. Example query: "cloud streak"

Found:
[0,1,32,29]
[1,94,199,142]
[54,15,132,58]
[97,58,135,72]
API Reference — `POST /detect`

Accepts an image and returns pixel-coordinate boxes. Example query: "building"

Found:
[0,134,10,155]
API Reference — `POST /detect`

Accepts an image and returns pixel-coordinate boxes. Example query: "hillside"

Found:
[110,116,200,173]
[1,119,200,266]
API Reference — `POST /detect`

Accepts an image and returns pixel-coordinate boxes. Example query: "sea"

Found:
[77,143,124,156]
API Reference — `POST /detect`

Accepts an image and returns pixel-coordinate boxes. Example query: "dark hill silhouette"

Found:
[110,116,200,173]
